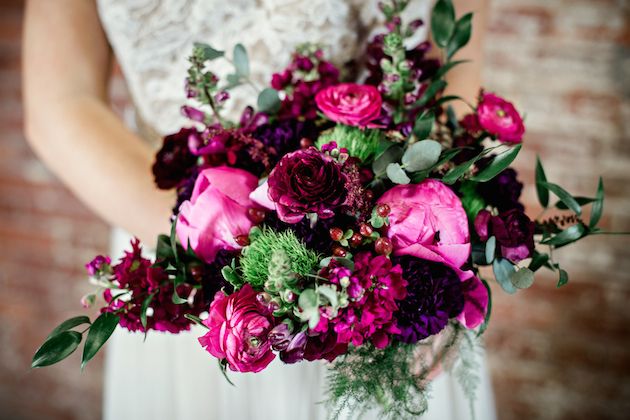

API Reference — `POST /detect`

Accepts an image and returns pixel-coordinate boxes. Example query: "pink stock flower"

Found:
[315,83,382,127]
[176,167,259,263]
[476,92,525,143]
[198,285,275,373]
[378,179,471,269]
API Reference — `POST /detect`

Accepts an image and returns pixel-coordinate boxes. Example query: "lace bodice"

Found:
[97,0,431,137]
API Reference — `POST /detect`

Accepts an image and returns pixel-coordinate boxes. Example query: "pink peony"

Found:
[454,268,489,329]
[476,92,525,143]
[176,166,259,263]
[198,284,276,373]
[315,83,382,127]
[378,179,471,269]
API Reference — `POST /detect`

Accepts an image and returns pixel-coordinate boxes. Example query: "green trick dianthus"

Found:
[316,125,383,163]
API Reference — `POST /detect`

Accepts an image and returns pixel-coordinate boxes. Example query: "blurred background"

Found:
[1,0,629,419]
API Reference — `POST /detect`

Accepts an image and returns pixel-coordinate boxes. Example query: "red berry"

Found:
[235,235,250,247]
[300,138,313,149]
[329,227,344,242]
[365,190,375,201]
[350,232,363,247]
[376,203,391,217]
[374,237,393,255]
[248,208,266,224]
[333,246,347,257]
[359,223,374,237]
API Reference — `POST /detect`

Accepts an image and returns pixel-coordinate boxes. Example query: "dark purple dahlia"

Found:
[267,147,348,224]
[477,168,524,212]
[392,257,465,344]
[152,128,198,190]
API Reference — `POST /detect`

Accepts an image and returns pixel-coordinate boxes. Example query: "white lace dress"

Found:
[97,1,496,419]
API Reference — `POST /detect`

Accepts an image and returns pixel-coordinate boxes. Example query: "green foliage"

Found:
[317,125,383,163]
[431,0,456,48]
[326,343,429,420]
[257,88,281,114]
[402,140,442,172]
[492,258,517,294]
[450,329,482,420]
[81,312,119,370]
[32,331,82,368]
[46,316,90,340]
[535,156,549,207]
[470,144,522,182]
[386,163,411,184]
[446,13,473,59]
[240,228,319,288]
[459,181,486,223]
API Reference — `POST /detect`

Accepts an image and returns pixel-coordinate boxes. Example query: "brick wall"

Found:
[0,0,628,419]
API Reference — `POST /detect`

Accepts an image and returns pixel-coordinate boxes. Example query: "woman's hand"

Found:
[23,0,172,244]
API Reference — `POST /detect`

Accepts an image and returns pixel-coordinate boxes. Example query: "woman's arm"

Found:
[23,0,172,244]
[444,0,489,115]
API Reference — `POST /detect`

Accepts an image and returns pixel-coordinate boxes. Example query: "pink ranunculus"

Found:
[198,284,276,373]
[476,92,525,143]
[315,83,382,127]
[176,166,258,263]
[378,179,471,269]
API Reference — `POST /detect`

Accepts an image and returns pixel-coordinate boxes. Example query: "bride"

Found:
[23,0,495,419]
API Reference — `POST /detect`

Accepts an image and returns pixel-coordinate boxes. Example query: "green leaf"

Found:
[32,331,82,368]
[471,145,522,182]
[446,12,473,59]
[555,196,597,210]
[432,60,469,81]
[589,177,604,228]
[298,289,319,310]
[402,140,442,172]
[172,273,189,304]
[539,182,582,216]
[460,181,486,221]
[155,234,175,261]
[140,293,156,331]
[541,224,587,247]
[372,145,404,176]
[233,43,249,77]
[386,163,411,184]
[557,269,569,287]
[225,73,242,89]
[414,80,447,108]
[510,267,535,290]
[184,314,209,329]
[46,316,91,339]
[492,258,517,294]
[535,156,549,208]
[413,111,434,139]
[257,88,281,114]
[170,219,179,265]
[81,312,119,370]
[193,42,224,60]
[431,0,456,48]
[477,278,492,337]
[442,154,479,184]
[485,236,496,264]
[528,252,550,272]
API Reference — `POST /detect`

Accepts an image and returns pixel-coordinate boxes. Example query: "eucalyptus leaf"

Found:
[386,163,411,184]
[557,269,569,287]
[32,331,82,368]
[402,140,442,172]
[493,258,517,294]
[471,145,522,182]
[372,145,404,176]
[535,156,549,208]
[233,44,249,76]
[193,42,224,60]
[47,316,90,340]
[81,312,119,369]
[485,236,496,264]
[413,111,434,139]
[589,177,604,228]
[257,88,281,114]
[539,182,582,216]
[510,267,535,289]
[431,0,456,48]
[446,12,473,59]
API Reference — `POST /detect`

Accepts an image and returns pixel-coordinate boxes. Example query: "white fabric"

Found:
[98,1,497,419]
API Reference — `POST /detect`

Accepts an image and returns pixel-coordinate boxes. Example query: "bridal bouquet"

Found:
[33,1,618,418]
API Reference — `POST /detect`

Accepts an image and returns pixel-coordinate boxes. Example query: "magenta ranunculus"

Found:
[378,179,471,269]
[176,166,259,263]
[315,83,382,127]
[198,284,275,373]
[265,147,348,223]
[476,92,525,143]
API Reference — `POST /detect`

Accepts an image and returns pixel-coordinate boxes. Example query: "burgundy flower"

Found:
[476,92,525,143]
[267,148,348,223]
[475,209,535,263]
[152,128,198,190]
[477,168,524,212]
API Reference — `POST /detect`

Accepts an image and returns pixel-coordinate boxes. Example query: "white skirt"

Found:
[103,228,497,420]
